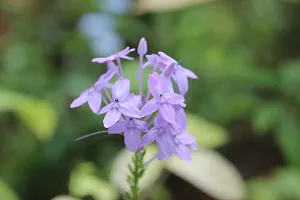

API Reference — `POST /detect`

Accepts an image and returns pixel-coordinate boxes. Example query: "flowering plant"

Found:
[70,38,198,199]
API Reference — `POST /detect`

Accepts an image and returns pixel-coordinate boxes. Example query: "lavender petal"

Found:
[88,92,102,113]
[119,102,140,118]
[159,103,176,124]
[112,78,130,101]
[103,108,121,128]
[140,98,160,117]
[124,129,142,152]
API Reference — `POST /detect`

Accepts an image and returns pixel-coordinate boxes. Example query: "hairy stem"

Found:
[125,150,146,200]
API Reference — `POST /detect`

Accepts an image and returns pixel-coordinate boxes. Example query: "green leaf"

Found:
[186,112,229,148]
[0,178,20,200]
[69,162,118,200]
[0,88,58,142]
[164,149,246,200]
[248,168,300,200]
[276,111,300,167]
[252,102,283,133]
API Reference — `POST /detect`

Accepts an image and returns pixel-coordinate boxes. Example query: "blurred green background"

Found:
[1,0,300,199]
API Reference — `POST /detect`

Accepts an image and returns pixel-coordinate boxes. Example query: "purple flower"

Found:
[173,131,198,162]
[92,47,135,63]
[99,78,140,128]
[142,54,165,69]
[140,72,184,123]
[141,115,176,160]
[70,72,112,113]
[108,117,148,152]
[158,52,197,95]
[138,38,147,57]
[126,93,142,109]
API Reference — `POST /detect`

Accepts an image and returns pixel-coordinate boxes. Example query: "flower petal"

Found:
[175,144,191,162]
[163,93,184,105]
[159,103,176,124]
[148,73,163,98]
[70,91,88,108]
[141,128,157,147]
[173,71,188,96]
[176,132,196,145]
[124,129,142,152]
[119,102,140,118]
[108,121,127,134]
[103,108,121,128]
[92,55,115,63]
[134,119,148,132]
[98,102,115,114]
[157,133,175,160]
[88,92,102,113]
[175,106,187,129]
[120,55,134,60]
[181,67,198,79]
[112,78,130,101]
[140,98,160,117]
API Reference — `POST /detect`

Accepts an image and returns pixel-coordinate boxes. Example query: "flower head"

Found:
[71,38,198,163]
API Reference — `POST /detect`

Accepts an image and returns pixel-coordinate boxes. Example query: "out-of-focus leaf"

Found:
[248,168,300,200]
[164,149,246,200]
[0,178,20,200]
[279,60,300,100]
[51,195,79,200]
[134,0,220,14]
[252,102,283,133]
[69,162,118,200]
[276,111,300,167]
[110,145,163,193]
[150,184,170,200]
[186,112,229,148]
[122,61,152,94]
[0,88,58,142]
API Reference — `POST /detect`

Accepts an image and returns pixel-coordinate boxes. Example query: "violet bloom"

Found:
[158,52,198,95]
[173,102,187,130]
[140,72,184,123]
[173,131,198,162]
[108,117,148,152]
[70,72,113,113]
[141,115,176,160]
[98,78,140,128]
[92,47,135,63]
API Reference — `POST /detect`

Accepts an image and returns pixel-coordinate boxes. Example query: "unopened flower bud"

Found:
[138,37,147,56]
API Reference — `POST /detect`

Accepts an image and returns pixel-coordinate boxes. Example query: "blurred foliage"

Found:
[1,0,300,199]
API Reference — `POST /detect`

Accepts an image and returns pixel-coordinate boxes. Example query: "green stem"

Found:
[125,150,146,200]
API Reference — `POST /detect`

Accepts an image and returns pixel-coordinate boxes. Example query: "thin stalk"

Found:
[75,130,108,141]
[117,58,124,77]
[104,88,113,102]
[138,56,143,97]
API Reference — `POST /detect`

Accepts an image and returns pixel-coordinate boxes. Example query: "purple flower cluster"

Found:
[71,38,198,162]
